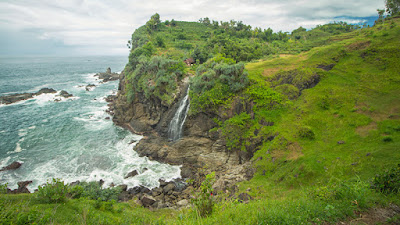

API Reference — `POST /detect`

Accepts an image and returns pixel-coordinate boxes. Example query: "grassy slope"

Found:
[1,19,400,224]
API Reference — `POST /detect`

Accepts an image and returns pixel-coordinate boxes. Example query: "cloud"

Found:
[0,0,384,56]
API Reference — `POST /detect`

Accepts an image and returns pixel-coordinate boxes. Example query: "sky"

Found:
[0,0,384,56]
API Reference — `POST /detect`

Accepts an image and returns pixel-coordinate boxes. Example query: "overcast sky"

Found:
[0,0,384,56]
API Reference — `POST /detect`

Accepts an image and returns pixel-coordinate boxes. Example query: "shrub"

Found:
[0,183,8,194]
[37,178,68,203]
[192,172,216,217]
[69,181,121,202]
[372,164,400,194]
[383,136,393,142]
[298,126,315,140]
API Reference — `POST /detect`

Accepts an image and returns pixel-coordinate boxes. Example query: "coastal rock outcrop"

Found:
[0,161,22,172]
[0,88,74,105]
[95,67,120,82]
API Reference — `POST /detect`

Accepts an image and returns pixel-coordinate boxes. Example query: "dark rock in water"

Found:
[37,88,57,94]
[0,161,22,172]
[99,179,104,186]
[141,195,156,207]
[85,84,96,91]
[94,68,120,83]
[159,179,168,187]
[10,181,32,194]
[58,90,73,98]
[124,170,139,179]
[105,117,110,120]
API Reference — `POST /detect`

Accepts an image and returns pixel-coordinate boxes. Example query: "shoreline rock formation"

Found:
[0,88,73,105]
[95,67,120,83]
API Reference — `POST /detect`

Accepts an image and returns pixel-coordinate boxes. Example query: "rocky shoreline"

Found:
[0,88,74,105]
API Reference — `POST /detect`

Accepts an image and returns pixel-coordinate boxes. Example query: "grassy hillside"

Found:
[1,16,400,224]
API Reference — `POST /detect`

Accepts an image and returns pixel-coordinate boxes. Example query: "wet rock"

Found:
[58,90,73,98]
[105,117,110,120]
[95,68,120,82]
[99,179,104,186]
[10,181,32,194]
[37,88,57,94]
[0,161,22,172]
[85,84,96,91]
[151,187,163,197]
[124,170,138,179]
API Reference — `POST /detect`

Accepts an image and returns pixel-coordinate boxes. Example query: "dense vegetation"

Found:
[2,6,400,224]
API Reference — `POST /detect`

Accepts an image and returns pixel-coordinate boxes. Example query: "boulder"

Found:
[10,181,32,194]
[141,195,156,207]
[58,90,73,98]
[163,183,176,194]
[0,161,22,172]
[85,84,96,91]
[124,170,139,179]
[37,88,57,94]
[238,192,252,202]
[176,199,189,207]
[118,184,128,191]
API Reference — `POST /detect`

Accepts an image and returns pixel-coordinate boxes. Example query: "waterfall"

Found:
[168,87,190,141]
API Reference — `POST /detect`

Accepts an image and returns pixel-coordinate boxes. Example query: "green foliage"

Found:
[37,178,68,203]
[0,183,8,194]
[373,164,400,194]
[69,181,122,202]
[298,126,315,140]
[192,172,216,217]
[219,112,254,151]
[146,13,161,33]
[269,68,320,92]
[127,56,185,105]
[245,85,285,110]
[190,58,249,114]
[386,0,400,15]
[155,35,166,48]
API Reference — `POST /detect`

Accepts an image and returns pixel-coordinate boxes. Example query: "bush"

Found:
[298,126,315,140]
[37,178,68,203]
[192,172,216,217]
[0,183,8,194]
[372,164,400,194]
[69,181,122,202]
[383,136,393,142]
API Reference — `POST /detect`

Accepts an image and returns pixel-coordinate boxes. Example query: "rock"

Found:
[69,181,80,186]
[124,170,138,179]
[141,195,156,207]
[118,191,132,202]
[238,192,252,202]
[159,179,168,187]
[11,181,32,194]
[85,84,96,91]
[177,199,189,207]
[0,161,22,172]
[99,179,104,186]
[105,117,110,120]
[366,152,371,156]
[118,184,128,191]
[163,183,176,194]
[151,187,163,197]
[37,88,57,94]
[337,140,345,144]
[58,90,73,98]
[94,68,120,82]
[0,88,56,105]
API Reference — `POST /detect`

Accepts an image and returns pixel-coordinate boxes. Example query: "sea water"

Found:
[0,56,180,191]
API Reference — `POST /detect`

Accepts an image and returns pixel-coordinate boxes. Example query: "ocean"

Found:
[0,56,180,191]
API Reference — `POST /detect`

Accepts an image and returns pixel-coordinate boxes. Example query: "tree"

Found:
[377,9,386,24]
[146,13,161,33]
[385,0,400,15]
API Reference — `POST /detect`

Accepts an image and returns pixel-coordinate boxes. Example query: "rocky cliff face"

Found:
[111,73,256,193]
